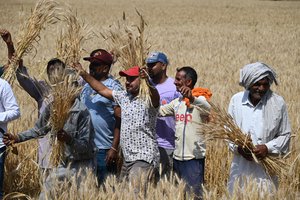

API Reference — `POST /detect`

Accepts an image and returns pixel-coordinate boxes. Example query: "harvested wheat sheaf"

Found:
[101,10,153,106]
[56,9,94,66]
[3,0,59,83]
[49,72,82,167]
[196,102,289,177]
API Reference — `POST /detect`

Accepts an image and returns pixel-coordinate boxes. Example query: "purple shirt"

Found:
[155,77,180,149]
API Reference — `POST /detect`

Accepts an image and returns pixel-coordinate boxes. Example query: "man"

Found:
[0,78,20,199]
[3,71,96,199]
[146,51,180,178]
[159,66,212,199]
[72,63,160,182]
[1,29,68,170]
[81,49,122,184]
[16,58,66,170]
[227,62,291,193]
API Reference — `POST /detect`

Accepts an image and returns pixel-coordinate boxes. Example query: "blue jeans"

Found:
[0,146,6,199]
[173,158,205,200]
[96,149,117,185]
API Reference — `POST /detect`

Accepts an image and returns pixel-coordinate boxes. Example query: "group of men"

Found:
[0,29,291,200]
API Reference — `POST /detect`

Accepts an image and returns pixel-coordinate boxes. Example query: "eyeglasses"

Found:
[146,62,158,68]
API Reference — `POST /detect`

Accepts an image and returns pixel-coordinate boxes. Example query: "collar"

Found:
[242,90,270,108]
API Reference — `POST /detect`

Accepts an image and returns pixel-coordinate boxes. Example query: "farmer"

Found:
[227,62,291,193]
[0,29,21,199]
[81,49,122,185]
[159,66,212,200]
[16,58,66,170]
[0,78,20,199]
[3,70,96,199]
[1,29,66,170]
[146,51,180,178]
[72,62,160,183]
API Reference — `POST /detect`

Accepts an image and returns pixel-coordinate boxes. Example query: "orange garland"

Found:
[183,87,212,107]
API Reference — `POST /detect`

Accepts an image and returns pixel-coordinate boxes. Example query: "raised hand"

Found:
[0,29,13,45]
[179,86,195,102]
[139,67,149,79]
[72,62,86,75]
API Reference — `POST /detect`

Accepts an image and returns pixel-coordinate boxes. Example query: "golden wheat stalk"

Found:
[101,10,153,106]
[3,0,59,83]
[196,102,288,177]
[49,72,81,167]
[56,9,94,66]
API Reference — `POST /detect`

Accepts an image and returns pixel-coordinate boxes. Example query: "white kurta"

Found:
[227,90,288,193]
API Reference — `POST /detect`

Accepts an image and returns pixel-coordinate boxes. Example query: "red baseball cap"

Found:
[119,66,140,77]
[83,49,113,65]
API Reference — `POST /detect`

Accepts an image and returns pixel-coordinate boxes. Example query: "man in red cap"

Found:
[81,49,123,185]
[72,62,160,184]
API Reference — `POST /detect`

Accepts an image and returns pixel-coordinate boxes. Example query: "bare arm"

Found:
[146,79,160,108]
[72,62,114,101]
[140,68,160,108]
[112,106,121,149]
[106,106,121,164]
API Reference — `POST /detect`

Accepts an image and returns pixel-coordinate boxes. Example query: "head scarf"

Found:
[239,62,278,89]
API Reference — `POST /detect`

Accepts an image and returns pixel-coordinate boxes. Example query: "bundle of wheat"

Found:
[49,72,81,167]
[56,9,94,66]
[101,10,153,106]
[3,0,59,83]
[196,102,288,177]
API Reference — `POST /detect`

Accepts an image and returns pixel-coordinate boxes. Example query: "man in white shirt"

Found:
[0,78,20,198]
[227,62,291,194]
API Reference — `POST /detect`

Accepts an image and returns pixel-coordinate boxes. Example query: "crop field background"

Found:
[0,0,299,199]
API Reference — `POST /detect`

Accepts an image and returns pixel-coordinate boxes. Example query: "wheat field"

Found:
[0,0,300,199]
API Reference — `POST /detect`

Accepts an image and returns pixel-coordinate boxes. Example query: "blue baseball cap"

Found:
[146,51,168,65]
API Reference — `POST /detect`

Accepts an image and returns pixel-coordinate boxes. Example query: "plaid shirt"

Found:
[113,90,160,167]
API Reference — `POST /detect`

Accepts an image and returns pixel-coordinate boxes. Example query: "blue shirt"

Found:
[80,76,123,149]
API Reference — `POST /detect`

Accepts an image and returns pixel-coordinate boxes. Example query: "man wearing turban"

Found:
[227,62,291,194]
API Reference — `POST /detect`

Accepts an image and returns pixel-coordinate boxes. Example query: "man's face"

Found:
[47,65,65,84]
[249,77,270,102]
[174,70,189,91]
[125,76,140,95]
[89,62,108,80]
[146,62,166,78]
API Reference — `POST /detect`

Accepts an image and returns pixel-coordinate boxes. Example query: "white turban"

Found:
[239,62,278,89]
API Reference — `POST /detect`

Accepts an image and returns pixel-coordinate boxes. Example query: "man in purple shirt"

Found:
[146,51,180,178]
